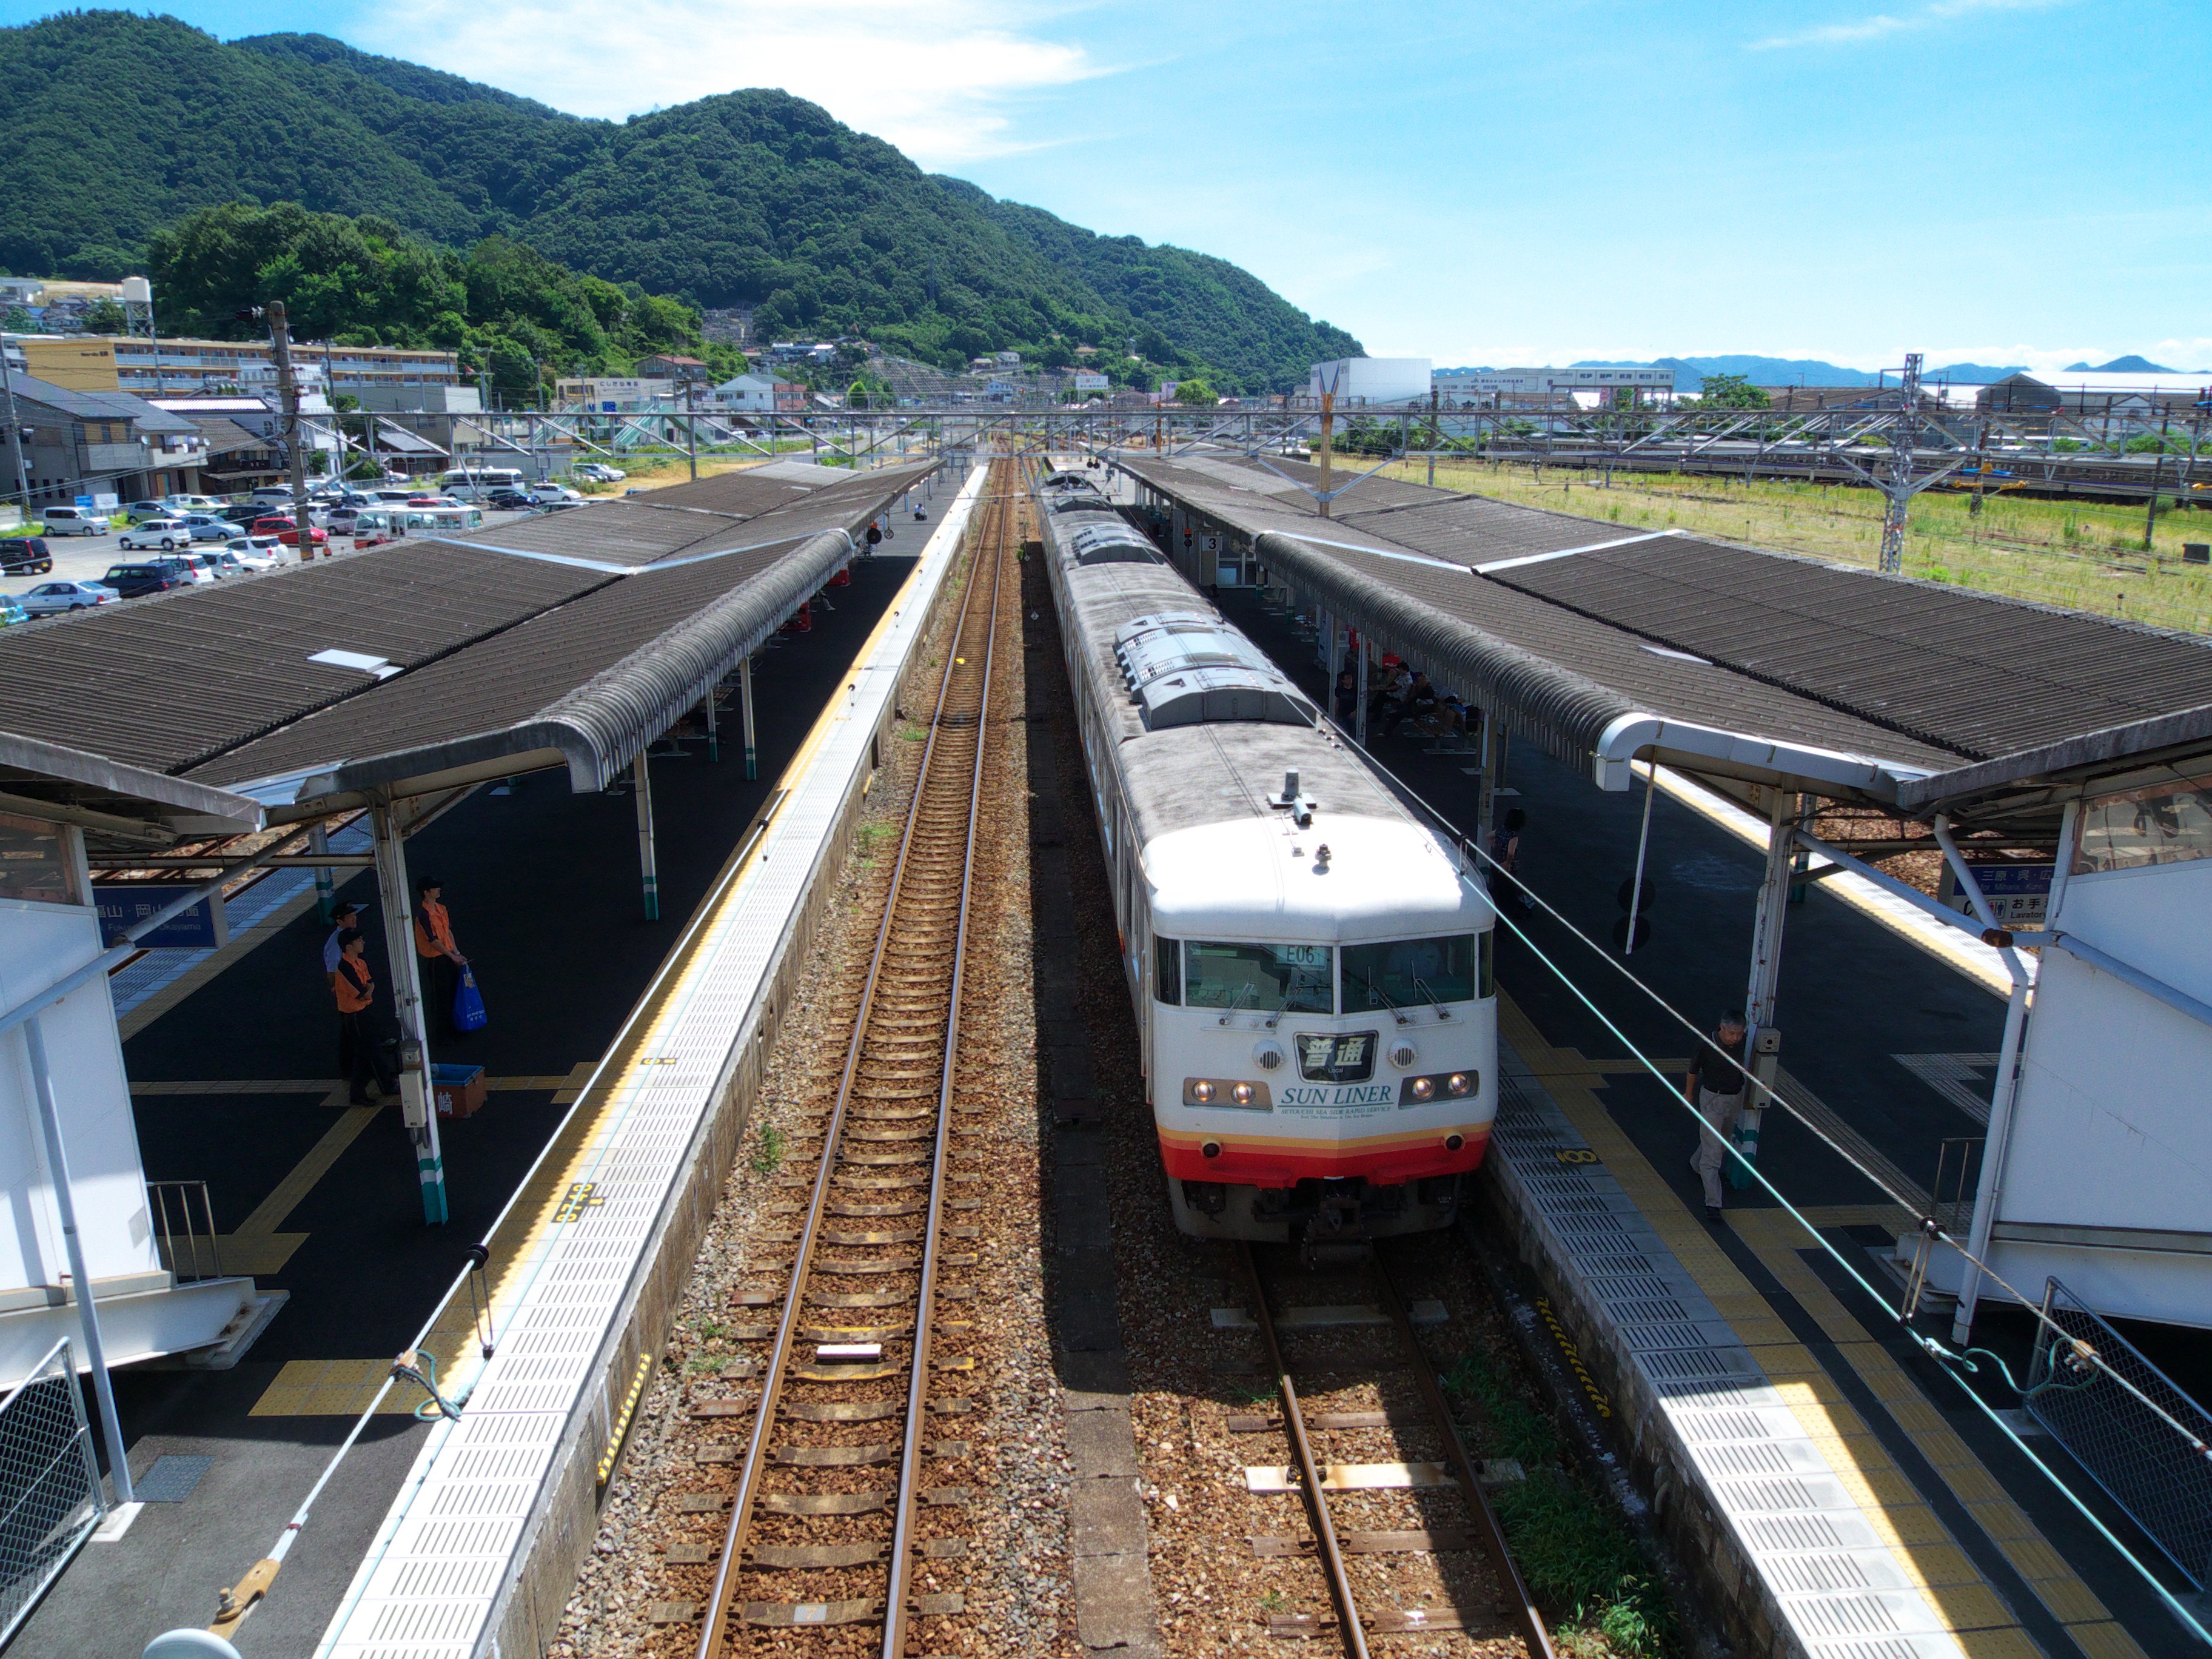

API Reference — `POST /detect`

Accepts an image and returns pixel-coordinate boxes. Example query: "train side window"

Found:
[1155,934,1181,1004]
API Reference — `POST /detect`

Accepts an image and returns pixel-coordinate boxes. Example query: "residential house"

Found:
[710,374,805,414]
[6,374,210,507]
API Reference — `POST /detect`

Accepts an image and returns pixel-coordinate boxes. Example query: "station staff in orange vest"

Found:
[333,929,397,1104]
[414,876,469,1039]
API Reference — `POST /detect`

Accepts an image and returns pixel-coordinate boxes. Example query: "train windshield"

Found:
[1183,942,1334,1014]
[1342,934,1486,1010]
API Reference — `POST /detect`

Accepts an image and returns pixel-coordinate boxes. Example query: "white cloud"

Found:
[355,0,1106,166]
[1748,0,2061,52]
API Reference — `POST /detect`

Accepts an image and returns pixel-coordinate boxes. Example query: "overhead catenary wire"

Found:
[1318,716,2212,1632]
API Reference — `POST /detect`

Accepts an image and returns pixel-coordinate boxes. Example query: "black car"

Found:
[99,563,187,598]
[485,489,538,512]
[0,537,52,574]
[223,503,269,525]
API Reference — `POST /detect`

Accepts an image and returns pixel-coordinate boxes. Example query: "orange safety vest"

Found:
[414,898,456,959]
[334,956,374,1014]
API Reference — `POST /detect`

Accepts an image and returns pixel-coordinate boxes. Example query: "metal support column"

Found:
[703,689,719,762]
[1938,808,2046,1342]
[1739,791,1803,1162]
[740,653,758,780]
[309,822,335,923]
[23,1016,132,1504]
[369,802,447,1225]
[634,751,659,921]
[1353,632,1369,746]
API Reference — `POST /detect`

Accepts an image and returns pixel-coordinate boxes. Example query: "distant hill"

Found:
[0,12,1353,389]
[1574,355,2031,390]
[2063,355,2177,374]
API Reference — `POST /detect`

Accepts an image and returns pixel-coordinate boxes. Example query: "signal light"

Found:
[1201,1141,1221,1159]
[1445,1133,1464,1151]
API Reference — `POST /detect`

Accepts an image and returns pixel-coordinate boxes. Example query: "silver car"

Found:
[177,514,236,543]
[17,579,116,615]
[118,518,196,552]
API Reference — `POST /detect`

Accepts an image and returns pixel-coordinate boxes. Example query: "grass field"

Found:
[1362,458,2212,634]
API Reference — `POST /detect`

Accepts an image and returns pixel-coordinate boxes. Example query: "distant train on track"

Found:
[1033,463,1498,1252]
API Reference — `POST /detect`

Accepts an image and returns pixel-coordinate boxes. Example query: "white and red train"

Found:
[1034,464,1498,1248]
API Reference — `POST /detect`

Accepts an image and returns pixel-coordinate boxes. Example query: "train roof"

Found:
[1148,815,1492,942]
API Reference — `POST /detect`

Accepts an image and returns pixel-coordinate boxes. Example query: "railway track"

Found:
[1234,1241,1554,1657]
[690,460,1020,1657]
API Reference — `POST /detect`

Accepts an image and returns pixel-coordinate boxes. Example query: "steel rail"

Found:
[881,460,1012,1659]
[694,464,1006,1657]
[1236,1241,1370,1659]
[1372,1252,1556,1659]
[1239,1239,1555,1658]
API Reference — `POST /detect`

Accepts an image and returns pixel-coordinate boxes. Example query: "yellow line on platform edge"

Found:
[1493,991,2097,1654]
[249,472,974,1419]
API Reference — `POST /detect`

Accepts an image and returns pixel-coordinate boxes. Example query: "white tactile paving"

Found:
[1489,1047,1971,1659]
[315,464,984,1659]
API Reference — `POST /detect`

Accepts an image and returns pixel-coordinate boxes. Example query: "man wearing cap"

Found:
[323,900,361,987]
[414,877,469,1039]
[1684,1011,1751,1222]
[332,929,397,1105]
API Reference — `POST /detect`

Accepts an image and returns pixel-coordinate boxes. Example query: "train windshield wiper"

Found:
[1412,974,1453,1021]
[1264,990,1292,1030]
[1364,973,1410,1027]
[1215,982,1256,1026]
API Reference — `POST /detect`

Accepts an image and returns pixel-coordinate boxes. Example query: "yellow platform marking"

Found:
[1729,1205,2148,1659]
[251,1358,419,1418]
[1497,992,2054,1652]
[258,498,979,1423]
[141,1072,581,1284]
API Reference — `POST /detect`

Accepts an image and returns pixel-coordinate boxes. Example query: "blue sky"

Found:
[8,0,2206,372]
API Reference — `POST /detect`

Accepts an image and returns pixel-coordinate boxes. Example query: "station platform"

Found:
[10,466,982,1657]
[1209,588,2200,1659]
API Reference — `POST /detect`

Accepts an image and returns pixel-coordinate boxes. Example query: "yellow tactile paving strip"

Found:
[247,521,956,1422]
[1497,991,2149,1659]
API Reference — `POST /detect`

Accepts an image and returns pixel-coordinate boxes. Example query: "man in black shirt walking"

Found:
[1684,1010,1750,1222]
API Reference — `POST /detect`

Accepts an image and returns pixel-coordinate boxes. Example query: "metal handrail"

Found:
[147,1179,221,1284]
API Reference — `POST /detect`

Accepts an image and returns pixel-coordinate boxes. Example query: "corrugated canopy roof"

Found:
[1122,452,2212,813]
[0,460,933,819]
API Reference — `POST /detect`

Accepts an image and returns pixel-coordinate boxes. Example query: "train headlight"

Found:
[1232,1082,1255,1106]
[1191,1080,1215,1104]
[1446,1133,1465,1152]
[1448,1072,1472,1097]
[1409,1076,1435,1101]
[1201,1141,1222,1159]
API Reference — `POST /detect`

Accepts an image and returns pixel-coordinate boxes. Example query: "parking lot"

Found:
[2,504,549,599]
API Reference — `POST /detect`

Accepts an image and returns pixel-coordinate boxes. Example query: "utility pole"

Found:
[1317,368,1336,519]
[266,302,315,560]
[1877,352,1923,574]
[1427,384,1439,487]
[1969,415,1991,517]
[2144,409,2171,551]
[0,331,30,510]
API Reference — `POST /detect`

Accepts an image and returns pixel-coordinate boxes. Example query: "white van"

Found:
[439,467,528,501]
[39,505,109,536]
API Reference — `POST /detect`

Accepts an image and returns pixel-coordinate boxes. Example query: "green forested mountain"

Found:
[146,203,731,398]
[0,12,1357,389]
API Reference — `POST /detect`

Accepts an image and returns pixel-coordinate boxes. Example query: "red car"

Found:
[250,516,329,548]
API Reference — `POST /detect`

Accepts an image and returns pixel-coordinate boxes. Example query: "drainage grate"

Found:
[134,1455,213,1503]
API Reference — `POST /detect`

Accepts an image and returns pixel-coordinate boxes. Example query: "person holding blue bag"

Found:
[414,876,484,1037]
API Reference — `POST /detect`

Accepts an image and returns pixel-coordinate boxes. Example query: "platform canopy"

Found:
[0,460,931,826]
[1121,452,2212,830]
